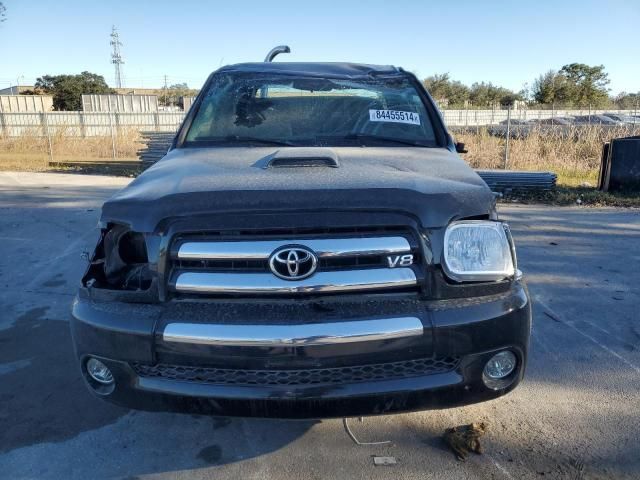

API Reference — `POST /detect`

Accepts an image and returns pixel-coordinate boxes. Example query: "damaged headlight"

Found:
[103,226,148,283]
[443,221,515,282]
[83,225,152,291]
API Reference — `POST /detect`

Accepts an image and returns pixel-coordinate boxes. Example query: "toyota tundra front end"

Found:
[71,62,531,418]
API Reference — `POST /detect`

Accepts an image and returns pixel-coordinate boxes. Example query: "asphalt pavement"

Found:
[1,171,639,480]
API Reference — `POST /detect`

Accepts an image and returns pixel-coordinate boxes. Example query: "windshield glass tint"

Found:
[185,74,437,147]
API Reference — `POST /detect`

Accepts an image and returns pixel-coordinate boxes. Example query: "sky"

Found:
[1,0,639,95]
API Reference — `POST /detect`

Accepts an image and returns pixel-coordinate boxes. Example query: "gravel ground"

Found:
[0,171,638,480]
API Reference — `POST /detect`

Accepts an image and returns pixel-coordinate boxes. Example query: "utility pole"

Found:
[163,74,168,108]
[110,26,125,88]
[15,76,21,94]
[503,106,512,169]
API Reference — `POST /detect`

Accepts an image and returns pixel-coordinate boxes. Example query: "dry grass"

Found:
[0,128,142,171]
[456,125,640,186]
[1,125,639,201]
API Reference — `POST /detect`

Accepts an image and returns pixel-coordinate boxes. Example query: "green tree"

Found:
[0,2,6,23]
[423,74,519,108]
[613,92,640,109]
[532,70,571,105]
[559,63,610,107]
[422,73,469,107]
[469,82,520,107]
[447,80,471,107]
[34,72,114,110]
[160,83,199,108]
[422,73,450,101]
[532,64,610,107]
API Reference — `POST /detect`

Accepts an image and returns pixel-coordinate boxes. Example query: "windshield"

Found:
[184,73,438,147]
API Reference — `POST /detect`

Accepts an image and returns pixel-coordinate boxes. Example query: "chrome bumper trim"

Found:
[176,236,411,260]
[162,317,424,347]
[172,268,417,294]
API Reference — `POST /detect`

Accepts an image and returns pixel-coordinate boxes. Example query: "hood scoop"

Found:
[264,148,340,168]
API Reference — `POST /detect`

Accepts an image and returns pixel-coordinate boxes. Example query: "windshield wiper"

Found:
[194,135,296,146]
[342,134,431,147]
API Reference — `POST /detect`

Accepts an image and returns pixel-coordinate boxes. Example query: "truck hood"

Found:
[101,146,494,231]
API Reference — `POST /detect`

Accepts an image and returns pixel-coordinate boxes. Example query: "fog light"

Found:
[483,351,517,379]
[86,358,114,385]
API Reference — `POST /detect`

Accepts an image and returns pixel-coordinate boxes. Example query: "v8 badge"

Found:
[387,254,414,268]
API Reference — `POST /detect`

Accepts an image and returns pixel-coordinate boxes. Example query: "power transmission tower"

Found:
[110,26,125,88]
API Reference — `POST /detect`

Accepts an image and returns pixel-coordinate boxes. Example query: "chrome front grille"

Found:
[173,269,417,295]
[167,230,421,296]
[176,237,412,260]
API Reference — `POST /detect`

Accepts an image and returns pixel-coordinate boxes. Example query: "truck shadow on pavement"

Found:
[0,305,128,453]
[0,176,314,477]
[0,304,314,475]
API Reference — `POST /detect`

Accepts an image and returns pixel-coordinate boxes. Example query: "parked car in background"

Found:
[571,114,621,125]
[529,117,574,126]
[602,113,638,124]
[498,119,530,125]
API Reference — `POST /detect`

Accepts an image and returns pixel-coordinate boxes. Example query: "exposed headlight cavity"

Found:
[443,221,515,282]
[82,225,152,291]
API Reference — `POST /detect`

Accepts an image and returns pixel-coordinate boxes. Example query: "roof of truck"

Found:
[215,62,403,79]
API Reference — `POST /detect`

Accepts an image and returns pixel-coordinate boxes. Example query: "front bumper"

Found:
[70,283,531,419]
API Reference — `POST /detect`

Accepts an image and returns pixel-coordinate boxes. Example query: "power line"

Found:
[110,25,125,88]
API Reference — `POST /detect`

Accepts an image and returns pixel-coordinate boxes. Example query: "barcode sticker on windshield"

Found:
[369,110,420,125]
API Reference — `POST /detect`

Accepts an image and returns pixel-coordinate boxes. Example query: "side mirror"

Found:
[455,142,468,154]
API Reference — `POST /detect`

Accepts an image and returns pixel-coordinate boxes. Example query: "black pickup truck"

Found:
[71,62,531,418]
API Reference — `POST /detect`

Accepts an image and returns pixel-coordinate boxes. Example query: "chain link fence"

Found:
[1,108,639,170]
[0,112,184,168]
[442,106,640,127]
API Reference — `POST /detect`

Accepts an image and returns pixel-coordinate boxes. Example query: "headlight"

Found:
[443,220,515,282]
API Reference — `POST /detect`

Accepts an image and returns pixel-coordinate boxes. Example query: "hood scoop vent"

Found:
[264,148,340,169]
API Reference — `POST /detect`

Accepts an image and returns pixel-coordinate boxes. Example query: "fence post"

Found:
[107,109,117,160]
[503,106,511,169]
[588,104,592,125]
[115,112,121,153]
[79,112,87,138]
[0,109,6,137]
[42,112,54,166]
[154,112,160,132]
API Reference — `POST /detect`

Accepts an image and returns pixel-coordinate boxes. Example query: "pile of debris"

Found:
[599,136,640,191]
[137,131,175,164]
[476,170,557,193]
